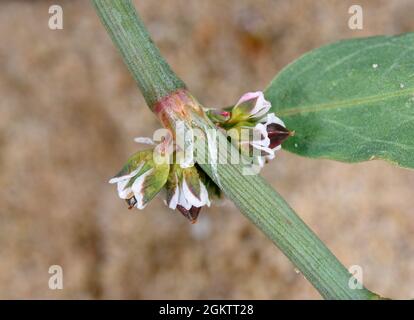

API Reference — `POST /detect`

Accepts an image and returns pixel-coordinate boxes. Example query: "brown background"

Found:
[1,0,413,299]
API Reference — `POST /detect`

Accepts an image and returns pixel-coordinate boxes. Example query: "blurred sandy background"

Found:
[1,0,413,299]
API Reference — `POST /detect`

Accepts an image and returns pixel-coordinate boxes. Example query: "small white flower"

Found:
[109,135,218,223]
[260,113,289,165]
[130,168,154,209]
[205,89,293,173]
[250,122,272,154]
[234,91,272,120]
[108,165,143,199]
[109,163,155,209]
[237,113,289,168]
[167,173,210,210]
[108,144,170,210]
[181,177,210,209]
[165,165,211,223]
[167,184,180,209]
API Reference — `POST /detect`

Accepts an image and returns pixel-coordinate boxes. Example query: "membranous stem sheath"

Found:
[92,0,379,299]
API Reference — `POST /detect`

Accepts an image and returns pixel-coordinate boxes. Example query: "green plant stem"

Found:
[91,0,185,108]
[92,0,379,299]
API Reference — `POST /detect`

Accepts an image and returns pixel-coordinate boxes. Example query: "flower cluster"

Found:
[207,91,292,169]
[109,136,219,223]
[109,91,291,222]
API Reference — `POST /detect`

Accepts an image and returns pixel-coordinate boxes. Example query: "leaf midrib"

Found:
[277,87,414,117]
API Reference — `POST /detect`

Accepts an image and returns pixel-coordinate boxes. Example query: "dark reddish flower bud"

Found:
[267,123,294,149]
[126,196,137,209]
[177,205,201,223]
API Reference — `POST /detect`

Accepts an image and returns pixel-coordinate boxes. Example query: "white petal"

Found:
[266,145,281,161]
[178,185,192,210]
[265,113,285,127]
[199,182,211,207]
[168,185,180,210]
[182,178,204,208]
[117,179,133,199]
[131,168,154,209]
[235,91,262,106]
[251,123,270,147]
[108,165,142,184]
[134,137,155,145]
[250,93,271,118]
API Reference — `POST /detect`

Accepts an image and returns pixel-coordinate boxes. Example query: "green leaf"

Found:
[265,33,414,169]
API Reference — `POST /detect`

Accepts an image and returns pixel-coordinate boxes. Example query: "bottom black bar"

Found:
[0,300,407,318]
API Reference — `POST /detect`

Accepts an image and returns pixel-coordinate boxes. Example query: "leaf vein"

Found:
[278,88,414,116]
